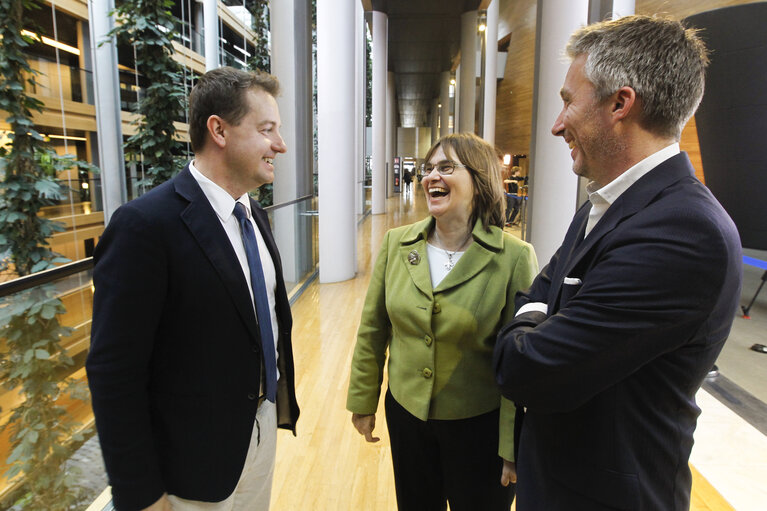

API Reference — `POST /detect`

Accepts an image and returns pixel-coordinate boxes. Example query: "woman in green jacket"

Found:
[347,132,538,510]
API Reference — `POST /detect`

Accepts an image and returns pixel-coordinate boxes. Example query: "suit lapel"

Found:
[434,222,502,293]
[555,153,697,296]
[174,166,260,342]
[249,198,284,280]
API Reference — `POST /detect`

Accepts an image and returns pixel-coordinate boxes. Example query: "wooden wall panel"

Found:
[495,0,537,167]
[494,0,760,182]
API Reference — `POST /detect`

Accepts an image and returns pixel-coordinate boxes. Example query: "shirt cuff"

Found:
[516,302,548,316]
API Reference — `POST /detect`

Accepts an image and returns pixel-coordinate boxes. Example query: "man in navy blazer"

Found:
[86,67,299,511]
[494,16,741,510]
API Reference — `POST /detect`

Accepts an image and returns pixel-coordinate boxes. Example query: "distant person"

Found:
[348,132,538,510]
[505,166,523,226]
[494,15,741,510]
[87,67,299,511]
[403,168,413,195]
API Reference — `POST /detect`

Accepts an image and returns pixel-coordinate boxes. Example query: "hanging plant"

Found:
[108,0,186,189]
[0,0,95,507]
[246,0,270,72]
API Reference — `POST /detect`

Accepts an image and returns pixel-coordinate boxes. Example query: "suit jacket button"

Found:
[422,368,433,378]
[252,345,259,353]
[424,335,432,346]
[248,393,257,400]
[433,303,441,314]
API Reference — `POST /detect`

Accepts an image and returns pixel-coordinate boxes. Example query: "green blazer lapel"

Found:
[434,220,503,293]
[399,217,434,299]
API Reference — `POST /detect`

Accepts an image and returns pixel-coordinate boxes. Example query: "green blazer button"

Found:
[422,368,433,378]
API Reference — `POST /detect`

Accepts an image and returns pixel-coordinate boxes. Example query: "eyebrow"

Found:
[559,88,570,101]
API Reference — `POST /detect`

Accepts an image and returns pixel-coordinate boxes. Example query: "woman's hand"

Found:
[351,413,380,443]
[501,458,517,486]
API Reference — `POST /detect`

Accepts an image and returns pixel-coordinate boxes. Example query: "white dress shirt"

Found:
[516,143,680,317]
[189,161,280,376]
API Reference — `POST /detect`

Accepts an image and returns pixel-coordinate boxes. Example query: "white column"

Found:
[88,0,126,223]
[203,0,218,70]
[355,1,365,219]
[590,0,635,21]
[439,71,450,137]
[371,11,388,214]
[611,0,635,17]
[386,71,396,197]
[271,0,312,284]
[482,1,499,144]
[527,0,589,265]
[431,98,439,146]
[317,0,356,282]
[454,65,460,131]
[459,10,478,133]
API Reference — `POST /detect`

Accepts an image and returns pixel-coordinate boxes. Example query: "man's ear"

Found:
[206,115,226,149]
[611,86,637,121]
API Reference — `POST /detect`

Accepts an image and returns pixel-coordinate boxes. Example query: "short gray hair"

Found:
[566,15,709,139]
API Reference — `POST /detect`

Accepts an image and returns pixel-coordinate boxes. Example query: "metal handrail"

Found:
[0,258,94,298]
[263,194,314,213]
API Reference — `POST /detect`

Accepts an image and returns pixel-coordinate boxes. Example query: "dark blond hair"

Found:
[423,132,505,230]
[189,66,280,152]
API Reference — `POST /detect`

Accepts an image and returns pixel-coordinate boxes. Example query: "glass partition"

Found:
[0,192,317,509]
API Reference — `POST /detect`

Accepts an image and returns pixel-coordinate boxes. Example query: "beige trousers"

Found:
[167,400,277,511]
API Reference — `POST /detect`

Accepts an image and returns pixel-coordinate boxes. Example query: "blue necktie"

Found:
[233,202,277,402]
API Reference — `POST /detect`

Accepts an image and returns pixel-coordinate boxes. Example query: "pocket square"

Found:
[563,277,582,285]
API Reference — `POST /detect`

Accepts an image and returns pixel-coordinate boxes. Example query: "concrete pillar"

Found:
[317,0,356,282]
[481,0,499,144]
[459,10,478,133]
[271,0,313,283]
[527,0,589,265]
[589,0,635,22]
[355,1,365,218]
[203,0,218,70]
[440,71,451,137]
[88,0,126,222]
[386,71,396,197]
[371,11,387,213]
[431,97,439,146]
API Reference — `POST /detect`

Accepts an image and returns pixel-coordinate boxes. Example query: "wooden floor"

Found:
[270,190,734,510]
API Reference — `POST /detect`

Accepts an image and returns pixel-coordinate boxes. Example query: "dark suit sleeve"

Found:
[514,246,560,311]
[86,204,168,510]
[495,210,731,413]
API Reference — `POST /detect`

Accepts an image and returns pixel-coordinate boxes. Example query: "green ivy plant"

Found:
[108,0,186,189]
[0,0,95,507]
[246,0,270,72]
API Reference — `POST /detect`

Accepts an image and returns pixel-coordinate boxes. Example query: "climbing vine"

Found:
[108,0,186,189]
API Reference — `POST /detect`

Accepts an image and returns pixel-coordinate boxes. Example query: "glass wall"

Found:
[0,192,317,508]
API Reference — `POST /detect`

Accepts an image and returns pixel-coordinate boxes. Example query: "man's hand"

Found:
[143,494,173,511]
[351,413,380,443]
[501,459,517,487]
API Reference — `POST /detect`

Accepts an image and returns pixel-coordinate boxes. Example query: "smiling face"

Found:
[421,146,474,227]
[551,55,619,186]
[223,89,287,195]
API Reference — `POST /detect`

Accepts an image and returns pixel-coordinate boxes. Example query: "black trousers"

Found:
[384,390,515,511]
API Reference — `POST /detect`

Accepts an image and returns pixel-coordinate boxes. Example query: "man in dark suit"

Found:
[86,67,299,511]
[494,16,741,510]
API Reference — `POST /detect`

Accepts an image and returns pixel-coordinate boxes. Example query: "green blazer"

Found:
[347,216,538,460]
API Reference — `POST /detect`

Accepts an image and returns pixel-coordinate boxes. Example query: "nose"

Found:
[551,108,565,137]
[423,165,439,179]
[272,132,287,153]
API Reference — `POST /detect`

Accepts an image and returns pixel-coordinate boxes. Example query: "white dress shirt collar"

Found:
[189,160,252,220]
[584,143,680,237]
